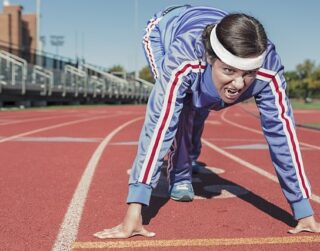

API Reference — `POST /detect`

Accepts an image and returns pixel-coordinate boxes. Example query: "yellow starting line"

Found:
[72,236,320,249]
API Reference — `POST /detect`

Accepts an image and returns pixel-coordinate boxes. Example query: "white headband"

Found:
[210,25,266,70]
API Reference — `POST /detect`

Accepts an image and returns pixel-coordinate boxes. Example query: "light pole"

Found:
[134,0,138,78]
[36,0,42,65]
[36,0,41,51]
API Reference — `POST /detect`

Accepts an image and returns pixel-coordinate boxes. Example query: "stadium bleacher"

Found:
[0,48,153,108]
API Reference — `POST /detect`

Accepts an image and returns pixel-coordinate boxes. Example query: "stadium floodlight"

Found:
[50,35,65,56]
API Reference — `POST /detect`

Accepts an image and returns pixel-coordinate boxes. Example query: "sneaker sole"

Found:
[170,195,194,202]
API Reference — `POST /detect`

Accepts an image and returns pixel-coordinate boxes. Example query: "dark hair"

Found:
[202,13,268,62]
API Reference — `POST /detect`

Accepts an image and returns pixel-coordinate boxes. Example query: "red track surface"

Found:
[0,104,319,250]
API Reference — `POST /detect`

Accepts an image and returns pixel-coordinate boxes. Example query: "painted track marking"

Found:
[52,117,143,251]
[202,138,278,183]
[0,110,138,126]
[220,109,320,150]
[203,109,320,204]
[0,114,83,126]
[202,139,320,204]
[0,115,120,144]
[72,235,320,249]
[0,136,102,142]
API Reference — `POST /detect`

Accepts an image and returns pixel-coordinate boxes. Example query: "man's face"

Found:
[211,59,258,104]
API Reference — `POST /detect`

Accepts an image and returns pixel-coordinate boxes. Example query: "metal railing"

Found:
[0,50,27,94]
[63,65,87,97]
[32,65,54,96]
[0,50,153,105]
[81,64,132,99]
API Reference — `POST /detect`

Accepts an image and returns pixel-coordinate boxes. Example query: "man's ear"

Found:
[206,53,212,65]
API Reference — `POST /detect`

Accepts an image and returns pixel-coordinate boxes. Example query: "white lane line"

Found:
[0,110,128,126]
[0,114,79,126]
[203,109,320,204]
[202,138,279,183]
[204,138,265,142]
[52,117,143,251]
[202,138,320,204]
[0,114,121,144]
[220,109,320,151]
[111,141,138,145]
[298,141,320,151]
[0,136,102,143]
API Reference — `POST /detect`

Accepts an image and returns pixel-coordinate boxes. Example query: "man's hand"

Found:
[93,203,156,239]
[288,215,320,234]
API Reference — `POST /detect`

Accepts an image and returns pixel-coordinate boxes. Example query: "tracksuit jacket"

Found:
[126,5,313,220]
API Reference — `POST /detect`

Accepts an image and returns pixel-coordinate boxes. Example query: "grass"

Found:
[290,99,320,130]
[290,99,320,110]
[303,123,320,129]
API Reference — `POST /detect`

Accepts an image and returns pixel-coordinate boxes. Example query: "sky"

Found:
[2,0,320,72]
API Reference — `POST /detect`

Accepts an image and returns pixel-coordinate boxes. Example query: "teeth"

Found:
[224,88,239,98]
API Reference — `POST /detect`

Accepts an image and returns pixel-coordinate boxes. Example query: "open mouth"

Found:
[224,87,240,99]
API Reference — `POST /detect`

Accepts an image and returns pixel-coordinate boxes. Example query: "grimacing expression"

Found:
[211,59,258,104]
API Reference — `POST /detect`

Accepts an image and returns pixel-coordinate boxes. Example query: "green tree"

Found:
[285,71,301,98]
[139,66,155,83]
[310,67,320,89]
[109,65,126,72]
[295,60,317,100]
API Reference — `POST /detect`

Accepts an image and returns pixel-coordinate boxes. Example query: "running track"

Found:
[0,104,319,250]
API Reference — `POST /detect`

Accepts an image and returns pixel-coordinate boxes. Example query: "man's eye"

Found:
[223,68,234,74]
[245,71,257,76]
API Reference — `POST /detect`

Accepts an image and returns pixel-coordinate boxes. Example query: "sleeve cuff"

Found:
[290,198,314,220]
[126,183,153,206]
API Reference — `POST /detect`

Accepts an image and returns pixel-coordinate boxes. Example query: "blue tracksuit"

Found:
[127,5,313,220]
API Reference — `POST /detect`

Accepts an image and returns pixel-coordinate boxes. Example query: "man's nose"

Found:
[232,76,245,89]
